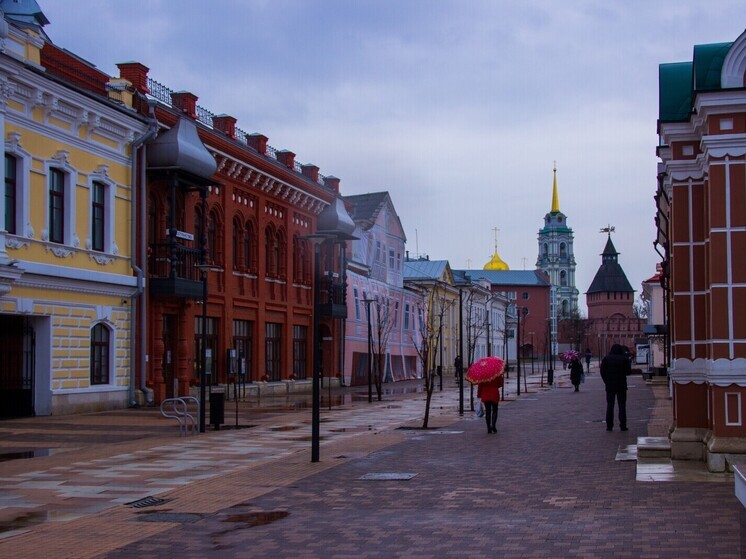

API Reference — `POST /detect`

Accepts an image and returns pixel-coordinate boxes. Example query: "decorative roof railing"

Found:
[145,77,326,185]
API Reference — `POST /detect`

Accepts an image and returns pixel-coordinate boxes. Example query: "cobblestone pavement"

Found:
[0,367,740,558]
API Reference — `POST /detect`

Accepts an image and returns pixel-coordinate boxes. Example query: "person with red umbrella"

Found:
[466,356,505,434]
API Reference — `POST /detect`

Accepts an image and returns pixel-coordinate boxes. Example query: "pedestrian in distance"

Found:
[569,355,583,392]
[600,343,632,431]
[585,348,592,372]
[477,374,502,434]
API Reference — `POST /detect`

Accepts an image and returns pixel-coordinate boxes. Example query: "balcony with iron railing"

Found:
[148,242,203,299]
[318,276,348,318]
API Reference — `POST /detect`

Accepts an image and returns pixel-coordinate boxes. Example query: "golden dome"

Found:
[483,248,509,271]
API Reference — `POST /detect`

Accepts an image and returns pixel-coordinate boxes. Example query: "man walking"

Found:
[600,343,631,431]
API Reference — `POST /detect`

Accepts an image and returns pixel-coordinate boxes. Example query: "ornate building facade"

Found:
[0,5,149,415]
[656,30,746,470]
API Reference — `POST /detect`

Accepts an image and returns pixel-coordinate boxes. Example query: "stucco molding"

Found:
[672,357,746,386]
[721,30,746,88]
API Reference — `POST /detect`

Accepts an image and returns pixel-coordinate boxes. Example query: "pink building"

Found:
[343,193,422,386]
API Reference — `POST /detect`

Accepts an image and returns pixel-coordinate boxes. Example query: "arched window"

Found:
[265,224,278,277]
[277,228,287,278]
[560,243,567,258]
[560,270,567,286]
[293,235,309,284]
[561,300,569,316]
[207,210,218,263]
[90,323,110,385]
[543,243,548,257]
[232,217,242,270]
[245,220,256,273]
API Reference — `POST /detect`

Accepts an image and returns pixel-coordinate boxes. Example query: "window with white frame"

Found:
[404,302,410,330]
[88,170,116,254]
[90,323,111,385]
[354,287,360,320]
[46,155,77,246]
[4,153,17,234]
[4,134,31,238]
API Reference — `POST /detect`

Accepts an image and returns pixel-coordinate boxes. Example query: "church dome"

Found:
[483,248,509,271]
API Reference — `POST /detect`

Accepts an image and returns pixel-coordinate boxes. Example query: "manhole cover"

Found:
[359,473,417,481]
[135,513,202,523]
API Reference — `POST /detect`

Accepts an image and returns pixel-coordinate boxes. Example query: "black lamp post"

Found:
[304,195,357,463]
[362,298,374,403]
[516,306,528,396]
[458,288,464,416]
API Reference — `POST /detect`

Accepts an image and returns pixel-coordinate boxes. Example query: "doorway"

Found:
[0,316,35,418]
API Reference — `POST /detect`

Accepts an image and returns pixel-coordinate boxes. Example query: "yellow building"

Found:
[0,6,147,415]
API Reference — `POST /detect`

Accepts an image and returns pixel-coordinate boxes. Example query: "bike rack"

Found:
[160,396,200,435]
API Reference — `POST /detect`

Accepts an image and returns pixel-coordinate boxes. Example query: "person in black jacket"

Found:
[569,355,583,392]
[600,343,632,431]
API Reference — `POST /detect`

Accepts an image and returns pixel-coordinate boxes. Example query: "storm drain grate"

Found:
[135,513,203,524]
[126,496,169,509]
[359,472,417,481]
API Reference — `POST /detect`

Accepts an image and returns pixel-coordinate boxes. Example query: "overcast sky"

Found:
[40,1,744,313]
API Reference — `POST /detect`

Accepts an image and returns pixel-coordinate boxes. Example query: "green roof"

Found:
[658,62,693,122]
[693,42,733,91]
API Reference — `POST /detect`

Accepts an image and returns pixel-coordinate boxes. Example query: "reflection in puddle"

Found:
[0,448,52,462]
[223,511,289,527]
[0,510,83,533]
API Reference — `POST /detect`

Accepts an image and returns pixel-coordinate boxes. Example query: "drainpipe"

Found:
[129,98,158,406]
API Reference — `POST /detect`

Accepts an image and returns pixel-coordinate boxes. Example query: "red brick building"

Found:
[657,30,746,470]
[116,63,351,403]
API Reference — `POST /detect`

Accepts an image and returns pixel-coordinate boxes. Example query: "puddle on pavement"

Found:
[0,448,52,462]
[0,510,83,533]
[222,511,289,527]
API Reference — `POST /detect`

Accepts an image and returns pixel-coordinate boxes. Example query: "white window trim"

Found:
[87,166,118,255]
[43,150,78,249]
[4,132,33,240]
[90,321,115,387]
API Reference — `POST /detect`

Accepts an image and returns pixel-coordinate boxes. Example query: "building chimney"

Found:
[276,150,295,169]
[324,175,340,193]
[301,164,319,183]
[170,91,198,119]
[116,62,149,94]
[247,133,268,156]
[212,114,236,139]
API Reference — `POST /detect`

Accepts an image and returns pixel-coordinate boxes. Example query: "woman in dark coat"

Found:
[600,343,632,431]
[569,356,583,392]
[477,375,502,434]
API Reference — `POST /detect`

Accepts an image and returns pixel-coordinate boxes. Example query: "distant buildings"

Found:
[656,29,746,470]
[536,164,579,330]
[584,234,643,358]
[344,192,421,386]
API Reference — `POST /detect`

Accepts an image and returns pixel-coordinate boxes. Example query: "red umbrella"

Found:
[465,356,506,384]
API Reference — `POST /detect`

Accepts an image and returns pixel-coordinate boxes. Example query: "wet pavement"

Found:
[0,366,740,558]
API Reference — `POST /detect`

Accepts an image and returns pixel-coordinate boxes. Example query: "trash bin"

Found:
[547,368,554,385]
[209,389,225,430]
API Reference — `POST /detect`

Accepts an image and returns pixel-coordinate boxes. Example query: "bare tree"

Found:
[412,286,452,428]
[633,296,648,319]
[370,296,395,400]
[558,309,590,351]
[463,290,487,368]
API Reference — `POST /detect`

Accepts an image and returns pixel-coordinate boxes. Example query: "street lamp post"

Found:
[517,306,528,396]
[530,331,535,379]
[362,298,374,403]
[458,288,464,416]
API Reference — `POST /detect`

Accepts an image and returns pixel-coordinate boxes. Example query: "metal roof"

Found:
[403,260,449,281]
[457,269,550,287]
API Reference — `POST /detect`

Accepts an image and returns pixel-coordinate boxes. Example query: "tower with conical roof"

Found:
[586,232,635,320]
[536,163,578,319]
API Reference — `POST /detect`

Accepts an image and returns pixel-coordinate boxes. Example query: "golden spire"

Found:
[551,161,560,213]
[483,227,509,271]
